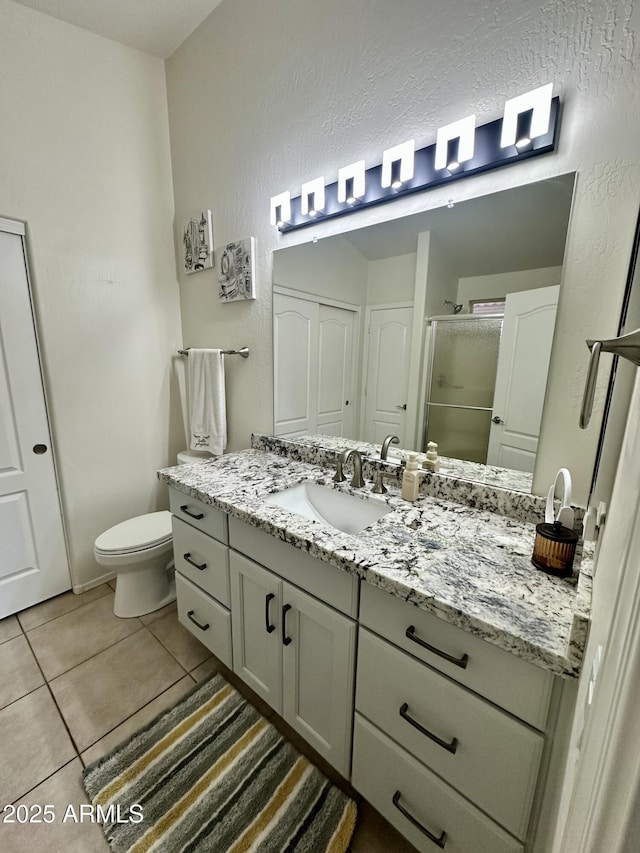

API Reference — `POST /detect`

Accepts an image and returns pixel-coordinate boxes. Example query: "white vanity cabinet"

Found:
[229,551,356,776]
[169,489,232,668]
[228,517,358,778]
[352,583,573,853]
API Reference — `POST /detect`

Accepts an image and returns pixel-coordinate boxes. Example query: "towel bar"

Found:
[178,346,249,358]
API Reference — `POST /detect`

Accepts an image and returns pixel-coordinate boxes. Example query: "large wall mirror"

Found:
[272,173,576,493]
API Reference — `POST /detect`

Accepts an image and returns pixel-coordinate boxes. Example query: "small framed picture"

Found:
[218,237,256,302]
[183,210,213,274]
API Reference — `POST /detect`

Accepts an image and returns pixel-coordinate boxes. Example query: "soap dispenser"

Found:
[422,441,440,473]
[402,453,420,502]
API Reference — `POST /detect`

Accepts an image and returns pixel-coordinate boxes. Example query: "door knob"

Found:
[396,404,407,410]
[492,416,504,424]
[33,444,48,454]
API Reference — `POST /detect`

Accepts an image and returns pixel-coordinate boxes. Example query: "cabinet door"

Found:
[282,582,356,777]
[230,552,282,713]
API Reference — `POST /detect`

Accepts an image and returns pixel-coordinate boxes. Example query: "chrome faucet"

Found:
[380,434,400,460]
[333,448,365,488]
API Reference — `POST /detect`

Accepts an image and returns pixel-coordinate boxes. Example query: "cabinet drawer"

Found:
[228,516,358,617]
[357,629,542,839]
[176,573,232,669]
[352,714,523,853]
[169,488,228,543]
[172,517,230,606]
[359,582,553,730]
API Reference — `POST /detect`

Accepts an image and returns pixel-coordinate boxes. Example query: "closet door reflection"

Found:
[424,317,502,464]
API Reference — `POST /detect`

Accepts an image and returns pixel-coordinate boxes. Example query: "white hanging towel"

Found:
[188,348,227,455]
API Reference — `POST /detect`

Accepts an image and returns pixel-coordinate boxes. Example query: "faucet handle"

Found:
[372,471,389,494]
[333,449,349,483]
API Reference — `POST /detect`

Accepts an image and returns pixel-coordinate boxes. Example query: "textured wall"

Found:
[0,1,183,589]
[166,0,640,504]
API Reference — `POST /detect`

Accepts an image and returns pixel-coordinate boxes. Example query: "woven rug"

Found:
[83,674,357,853]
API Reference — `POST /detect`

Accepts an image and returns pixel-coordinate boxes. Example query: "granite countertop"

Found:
[159,449,591,679]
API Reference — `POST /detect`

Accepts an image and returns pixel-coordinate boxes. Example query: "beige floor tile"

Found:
[349,799,418,852]
[139,600,177,626]
[190,655,220,682]
[17,585,112,632]
[0,636,45,710]
[27,595,143,680]
[0,686,76,803]
[81,675,195,766]
[146,609,210,670]
[0,758,109,853]
[0,615,22,645]
[0,759,110,853]
[49,630,186,752]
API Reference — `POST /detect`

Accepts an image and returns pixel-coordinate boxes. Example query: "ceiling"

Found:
[10,0,224,58]
[341,174,576,277]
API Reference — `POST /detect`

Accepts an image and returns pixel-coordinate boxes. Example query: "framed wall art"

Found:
[183,210,213,274]
[218,237,256,302]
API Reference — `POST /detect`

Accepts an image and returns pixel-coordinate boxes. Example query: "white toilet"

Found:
[94,511,175,618]
[94,451,215,618]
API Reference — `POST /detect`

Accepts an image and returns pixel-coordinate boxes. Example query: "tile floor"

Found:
[0,583,416,853]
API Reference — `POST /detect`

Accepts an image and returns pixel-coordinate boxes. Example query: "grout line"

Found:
[11,757,80,805]
[17,584,114,634]
[39,624,148,684]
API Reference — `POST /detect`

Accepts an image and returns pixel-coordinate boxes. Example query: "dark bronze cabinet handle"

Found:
[405,626,469,670]
[399,703,458,754]
[183,552,207,571]
[282,604,292,646]
[392,791,447,848]
[187,610,209,631]
[265,593,276,634]
[180,504,204,520]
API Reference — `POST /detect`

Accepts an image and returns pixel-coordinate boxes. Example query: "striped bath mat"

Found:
[83,674,356,853]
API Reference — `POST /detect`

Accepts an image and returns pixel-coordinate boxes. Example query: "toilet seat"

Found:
[95,510,172,556]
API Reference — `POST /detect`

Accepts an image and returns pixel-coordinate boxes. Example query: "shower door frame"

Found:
[420,313,504,459]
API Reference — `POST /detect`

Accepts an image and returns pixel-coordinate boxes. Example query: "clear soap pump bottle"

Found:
[401,453,420,502]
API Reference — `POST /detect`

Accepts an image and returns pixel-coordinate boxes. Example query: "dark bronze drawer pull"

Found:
[183,552,207,571]
[405,625,469,669]
[187,610,209,631]
[265,593,276,634]
[180,504,204,520]
[392,791,446,848]
[282,604,292,646]
[399,703,458,754]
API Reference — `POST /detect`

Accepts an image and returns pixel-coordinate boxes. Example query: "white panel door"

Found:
[363,307,413,445]
[0,223,70,618]
[273,293,318,436]
[281,581,356,777]
[316,304,355,437]
[487,286,560,471]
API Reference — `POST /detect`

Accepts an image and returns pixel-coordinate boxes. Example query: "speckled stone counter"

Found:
[160,449,591,679]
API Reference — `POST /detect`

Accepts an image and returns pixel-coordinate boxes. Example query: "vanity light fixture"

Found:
[500,83,553,149]
[381,140,415,189]
[338,160,366,204]
[271,84,559,232]
[301,177,325,217]
[435,114,476,173]
[269,191,291,228]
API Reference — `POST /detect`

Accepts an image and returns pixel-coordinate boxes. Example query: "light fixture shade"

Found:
[301,177,325,215]
[381,140,415,188]
[337,160,366,202]
[434,114,476,170]
[500,83,553,148]
[269,191,291,226]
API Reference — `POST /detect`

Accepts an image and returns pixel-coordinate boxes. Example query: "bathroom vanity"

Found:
[159,436,591,853]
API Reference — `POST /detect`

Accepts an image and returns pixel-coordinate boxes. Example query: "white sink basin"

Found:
[264,481,390,535]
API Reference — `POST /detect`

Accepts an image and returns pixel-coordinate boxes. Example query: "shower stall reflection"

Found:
[423,316,503,465]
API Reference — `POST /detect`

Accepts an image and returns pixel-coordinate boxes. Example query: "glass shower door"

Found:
[423,316,503,464]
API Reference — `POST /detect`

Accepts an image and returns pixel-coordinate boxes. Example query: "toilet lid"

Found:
[95,510,172,554]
